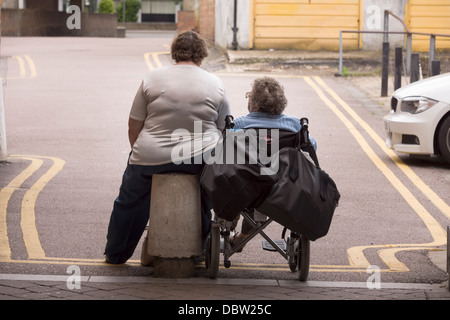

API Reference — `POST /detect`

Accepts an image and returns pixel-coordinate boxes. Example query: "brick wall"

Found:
[177,10,196,33]
[177,1,215,46]
[199,0,215,46]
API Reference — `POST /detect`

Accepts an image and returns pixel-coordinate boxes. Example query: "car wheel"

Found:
[437,115,450,164]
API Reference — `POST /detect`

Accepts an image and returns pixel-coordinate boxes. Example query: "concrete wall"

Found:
[362,0,406,51]
[1,9,119,37]
[215,0,250,50]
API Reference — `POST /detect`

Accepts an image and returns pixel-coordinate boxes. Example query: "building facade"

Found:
[216,0,450,52]
[2,0,449,51]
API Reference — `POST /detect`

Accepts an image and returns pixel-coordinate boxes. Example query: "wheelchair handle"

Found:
[225,115,235,129]
[300,117,309,130]
[300,117,309,145]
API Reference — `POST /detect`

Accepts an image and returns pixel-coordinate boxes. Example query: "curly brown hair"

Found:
[171,31,209,65]
[248,77,288,115]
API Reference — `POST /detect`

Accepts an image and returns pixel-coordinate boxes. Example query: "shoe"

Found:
[104,256,125,265]
[104,257,120,264]
[194,254,205,265]
[230,233,249,252]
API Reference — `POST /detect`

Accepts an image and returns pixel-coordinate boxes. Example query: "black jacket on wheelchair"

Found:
[200,116,320,221]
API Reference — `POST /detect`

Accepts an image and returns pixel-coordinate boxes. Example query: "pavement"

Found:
[1,35,449,302]
[0,272,449,301]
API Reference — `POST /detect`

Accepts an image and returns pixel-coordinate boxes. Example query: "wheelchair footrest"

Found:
[262,240,286,252]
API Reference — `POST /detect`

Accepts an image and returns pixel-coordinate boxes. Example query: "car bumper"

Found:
[384,101,448,155]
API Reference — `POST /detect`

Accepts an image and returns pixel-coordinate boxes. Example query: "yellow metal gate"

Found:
[251,0,361,51]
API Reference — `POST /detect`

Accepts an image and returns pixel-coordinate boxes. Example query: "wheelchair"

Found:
[205,208,310,281]
[204,116,314,281]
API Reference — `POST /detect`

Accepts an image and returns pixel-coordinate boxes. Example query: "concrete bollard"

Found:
[116,27,126,38]
[144,173,203,278]
[140,232,153,267]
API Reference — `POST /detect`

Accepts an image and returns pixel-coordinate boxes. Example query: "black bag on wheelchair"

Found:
[257,119,340,241]
[200,120,278,221]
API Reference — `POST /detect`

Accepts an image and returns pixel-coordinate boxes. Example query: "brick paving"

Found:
[0,275,448,300]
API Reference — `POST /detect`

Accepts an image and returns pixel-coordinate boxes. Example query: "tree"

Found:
[98,0,115,14]
[116,0,142,22]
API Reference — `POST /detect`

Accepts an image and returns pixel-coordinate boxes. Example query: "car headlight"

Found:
[400,96,438,114]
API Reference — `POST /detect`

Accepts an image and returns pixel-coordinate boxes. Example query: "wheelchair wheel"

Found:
[206,226,220,279]
[287,235,298,272]
[297,235,310,281]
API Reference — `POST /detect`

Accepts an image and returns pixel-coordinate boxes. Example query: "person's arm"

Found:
[216,93,231,131]
[128,81,147,149]
[128,118,144,149]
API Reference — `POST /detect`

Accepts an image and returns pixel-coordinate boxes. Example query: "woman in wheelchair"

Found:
[230,76,317,250]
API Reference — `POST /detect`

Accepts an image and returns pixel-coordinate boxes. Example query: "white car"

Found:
[384,72,450,164]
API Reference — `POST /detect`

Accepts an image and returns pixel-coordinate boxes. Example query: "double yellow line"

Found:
[144,51,169,71]
[8,55,37,80]
[0,155,64,261]
[304,76,448,272]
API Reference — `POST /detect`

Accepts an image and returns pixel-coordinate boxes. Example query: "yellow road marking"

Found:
[0,158,43,261]
[313,76,450,220]
[0,258,138,266]
[8,156,65,259]
[23,55,37,79]
[144,53,154,70]
[144,51,169,71]
[305,76,447,271]
[14,56,26,78]
[0,256,375,273]
[9,55,37,80]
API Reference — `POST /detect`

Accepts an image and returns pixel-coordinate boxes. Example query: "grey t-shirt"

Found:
[129,65,230,165]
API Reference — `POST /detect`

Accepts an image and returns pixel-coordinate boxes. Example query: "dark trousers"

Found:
[104,157,212,264]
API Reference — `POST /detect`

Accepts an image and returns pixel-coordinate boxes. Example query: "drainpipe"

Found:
[231,0,238,50]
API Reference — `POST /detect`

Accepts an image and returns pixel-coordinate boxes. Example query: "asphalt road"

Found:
[0,31,448,286]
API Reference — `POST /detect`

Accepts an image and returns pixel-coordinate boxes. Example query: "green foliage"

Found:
[342,66,350,77]
[116,0,142,22]
[98,0,115,14]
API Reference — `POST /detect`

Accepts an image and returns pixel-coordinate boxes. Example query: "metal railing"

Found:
[338,30,450,76]
[338,10,450,77]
